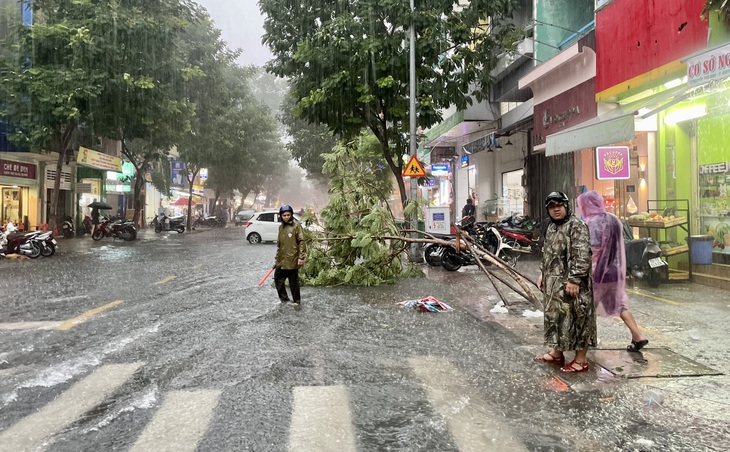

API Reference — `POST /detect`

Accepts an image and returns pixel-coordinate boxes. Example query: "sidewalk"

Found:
[422,257,730,421]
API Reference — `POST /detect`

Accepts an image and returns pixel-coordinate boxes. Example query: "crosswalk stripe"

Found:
[0,362,144,452]
[154,276,177,285]
[410,356,528,452]
[129,390,221,452]
[289,385,357,452]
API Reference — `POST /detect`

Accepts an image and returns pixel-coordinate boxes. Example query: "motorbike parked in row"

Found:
[1,223,56,258]
[622,220,666,287]
[431,217,519,271]
[152,213,185,233]
[499,227,541,254]
[192,213,224,228]
[61,216,75,239]
[92,218,137,242]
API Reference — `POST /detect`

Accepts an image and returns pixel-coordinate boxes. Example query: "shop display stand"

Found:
[627,199,691,281]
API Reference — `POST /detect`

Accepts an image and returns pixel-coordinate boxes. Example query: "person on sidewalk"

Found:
[535,191,597,373]
[461,198,476,222]
[274,204,306,305]
[577,190,649,352]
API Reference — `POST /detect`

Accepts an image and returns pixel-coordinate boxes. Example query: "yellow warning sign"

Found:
[402,155,426,178]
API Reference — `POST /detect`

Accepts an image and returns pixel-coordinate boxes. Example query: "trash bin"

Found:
[686,235,714,265]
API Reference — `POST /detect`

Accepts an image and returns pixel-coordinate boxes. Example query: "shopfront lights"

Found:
[663,77,685,89]
[663,105,706,125]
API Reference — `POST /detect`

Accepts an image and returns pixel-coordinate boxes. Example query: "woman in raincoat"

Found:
[535,192,597,373]
[577,190,648,352]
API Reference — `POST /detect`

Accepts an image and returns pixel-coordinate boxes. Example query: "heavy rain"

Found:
[1,0,730,451]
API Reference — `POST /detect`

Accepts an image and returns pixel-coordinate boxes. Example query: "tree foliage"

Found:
[280,91,337,182]
[300,132,421,286]
[0,0,105,229]
[260,0,516,208]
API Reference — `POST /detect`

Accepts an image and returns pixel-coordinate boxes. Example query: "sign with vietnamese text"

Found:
[0,159,36,179]
[77,146,123,172]
[595,146,630,180]
[687,43,730,88]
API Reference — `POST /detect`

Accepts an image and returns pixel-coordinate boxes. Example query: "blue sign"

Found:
[171,160,185,187]
[431,164,449,176]
[433,212,445,221]
[461,155,469,167]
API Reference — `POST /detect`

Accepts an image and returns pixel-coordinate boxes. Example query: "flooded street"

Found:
[0,228,728,451]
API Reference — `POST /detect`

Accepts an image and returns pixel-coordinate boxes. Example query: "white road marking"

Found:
[410,356,528,452]
[154,276,177,285]
[0,321,62,331]
[0,362,144,452]
[130,390,221,452]
[289,385,357,452]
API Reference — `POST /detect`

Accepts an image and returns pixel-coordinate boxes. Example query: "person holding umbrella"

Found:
[88,201,112,237]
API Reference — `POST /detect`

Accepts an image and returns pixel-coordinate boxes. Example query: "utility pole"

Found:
[408,0,423,263]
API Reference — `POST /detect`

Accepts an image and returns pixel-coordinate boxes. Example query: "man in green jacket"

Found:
[274,205,305,305]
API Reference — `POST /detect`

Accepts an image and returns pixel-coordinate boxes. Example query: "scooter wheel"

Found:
[155,224,162,233]
[423,244,442,267]
[647,267,662,288]
[441,248,462,271]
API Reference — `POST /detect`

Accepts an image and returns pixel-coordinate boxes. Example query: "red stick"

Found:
[258,267,275,287]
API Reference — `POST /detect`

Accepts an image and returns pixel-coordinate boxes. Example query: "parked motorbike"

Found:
[498,213,538,231]
[152,214,185,233]
[192,214,223,228]
[623,220,666,287]
[423,217,483,267]
[1,223,42,258]
[33,231,57,257]
[61,216,75,239]
[92,218,137,242]
[499,227,541,254]
[440,219,518,271]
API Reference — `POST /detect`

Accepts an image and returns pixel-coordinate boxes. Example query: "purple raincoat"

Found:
[577,191,628,316]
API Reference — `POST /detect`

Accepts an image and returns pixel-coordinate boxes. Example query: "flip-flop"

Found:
[627,339,649,352]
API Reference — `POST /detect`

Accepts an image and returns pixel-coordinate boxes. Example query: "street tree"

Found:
[300,132,421,286]
[260,0,516,211]
[280,92,338,182]
[87,0,200,225]
[0,0,103,230]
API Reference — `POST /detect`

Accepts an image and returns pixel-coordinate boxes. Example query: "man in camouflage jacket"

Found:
[534,192,596,373]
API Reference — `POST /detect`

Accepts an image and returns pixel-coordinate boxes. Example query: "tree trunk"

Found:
[186,168,199,232]
[132,172,145,226]
[49,125,75,233]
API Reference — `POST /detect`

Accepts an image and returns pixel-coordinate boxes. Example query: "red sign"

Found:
[596,0,707,94]
[533,79,597,147]
[0,159,37,179]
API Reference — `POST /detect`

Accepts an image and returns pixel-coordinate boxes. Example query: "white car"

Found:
[244,211,323,244]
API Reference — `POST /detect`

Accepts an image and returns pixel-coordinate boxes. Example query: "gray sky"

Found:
[195,0,273,67]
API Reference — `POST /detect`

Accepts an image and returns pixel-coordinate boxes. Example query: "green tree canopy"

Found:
[260,0,516,208]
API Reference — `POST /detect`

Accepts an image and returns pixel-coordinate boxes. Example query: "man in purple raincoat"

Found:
[577,191,649,352]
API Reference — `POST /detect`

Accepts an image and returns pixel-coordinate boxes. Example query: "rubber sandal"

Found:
[560,360,589,373]
[627,339,649,352]
[533,353,565,367]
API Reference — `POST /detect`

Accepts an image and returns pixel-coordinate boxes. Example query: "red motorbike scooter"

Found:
[498,227,541,254]
[1,223,42,258]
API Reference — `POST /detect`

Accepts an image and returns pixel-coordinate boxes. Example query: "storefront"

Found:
[0,157,40,230]
[105,162,135,220]
[76,146,122,220]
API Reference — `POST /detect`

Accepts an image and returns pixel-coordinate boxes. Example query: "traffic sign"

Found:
[402,155,426,178]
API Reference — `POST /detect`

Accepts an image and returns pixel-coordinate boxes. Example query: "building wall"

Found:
[595,0,707,94]
[535,0,594,63]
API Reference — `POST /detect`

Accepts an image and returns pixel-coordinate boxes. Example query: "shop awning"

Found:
[545,83,692,156]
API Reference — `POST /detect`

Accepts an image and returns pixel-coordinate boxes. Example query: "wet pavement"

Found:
[0,227,728,451]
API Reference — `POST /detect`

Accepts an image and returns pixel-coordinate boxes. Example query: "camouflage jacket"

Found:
[541,215,592,285]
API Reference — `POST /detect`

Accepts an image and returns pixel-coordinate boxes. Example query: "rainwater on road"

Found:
[1,227,728,451]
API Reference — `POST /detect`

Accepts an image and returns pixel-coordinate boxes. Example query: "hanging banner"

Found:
[687,43,730,88]
[77,146,123,172]
[595,146,631,180]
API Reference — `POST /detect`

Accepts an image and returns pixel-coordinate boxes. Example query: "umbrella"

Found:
[171,197,196,207]
[88,201,113,210]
